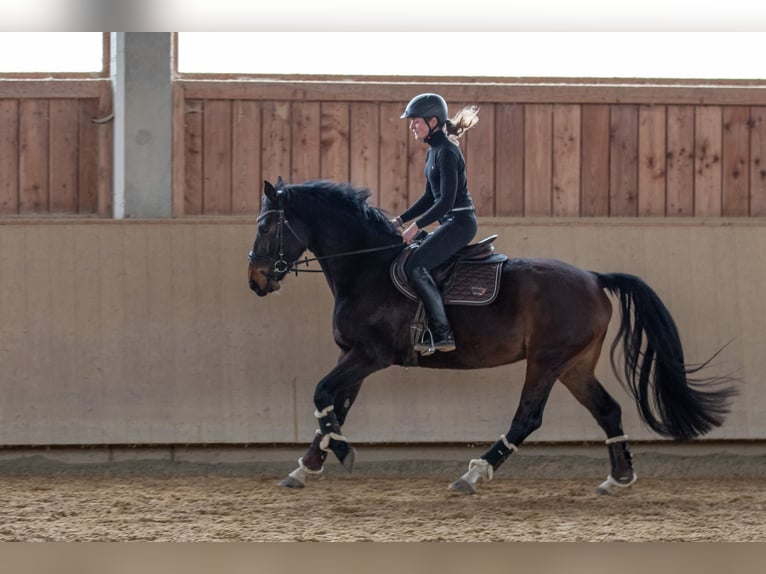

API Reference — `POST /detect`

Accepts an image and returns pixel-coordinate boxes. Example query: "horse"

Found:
[247,178,738,495]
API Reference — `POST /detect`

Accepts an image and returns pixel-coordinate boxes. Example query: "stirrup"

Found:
[414,329,455,356]
[414,329,436,356]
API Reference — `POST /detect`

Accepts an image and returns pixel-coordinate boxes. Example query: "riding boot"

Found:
[409,266,456,354]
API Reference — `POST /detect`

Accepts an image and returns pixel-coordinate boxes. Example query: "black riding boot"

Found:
[409,266,456,354]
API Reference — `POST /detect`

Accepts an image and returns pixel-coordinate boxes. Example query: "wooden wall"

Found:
[173,79,766,218]
[2,78,765,220]
[0,80,113,216]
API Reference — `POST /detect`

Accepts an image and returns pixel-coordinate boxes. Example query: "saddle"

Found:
[390,235,508,306]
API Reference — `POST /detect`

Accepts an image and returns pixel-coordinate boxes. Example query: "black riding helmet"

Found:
[400,93,449,128]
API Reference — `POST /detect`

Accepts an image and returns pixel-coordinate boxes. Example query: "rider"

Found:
[391,93,480,354]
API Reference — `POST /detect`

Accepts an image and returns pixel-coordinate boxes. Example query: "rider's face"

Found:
[409,117,436,141]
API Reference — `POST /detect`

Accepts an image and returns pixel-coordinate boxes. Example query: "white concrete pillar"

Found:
[110,32,172,218]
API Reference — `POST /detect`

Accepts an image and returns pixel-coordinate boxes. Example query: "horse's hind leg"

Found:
[559,366,637,495]
[449,360,559,495]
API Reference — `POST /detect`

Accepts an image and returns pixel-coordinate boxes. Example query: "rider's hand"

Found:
[389,216,403,229]
[402,223,419,244]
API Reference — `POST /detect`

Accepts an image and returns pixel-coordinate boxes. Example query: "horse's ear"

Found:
[264,180,277,201]
[276,175,284,188]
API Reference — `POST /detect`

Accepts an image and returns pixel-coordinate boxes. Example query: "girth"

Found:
[390,235,508,306]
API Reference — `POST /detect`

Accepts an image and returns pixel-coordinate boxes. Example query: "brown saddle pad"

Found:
[390,235,507,306]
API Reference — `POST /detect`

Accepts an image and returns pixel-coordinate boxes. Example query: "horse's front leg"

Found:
[284,382,362,481]
[279,348,384,489]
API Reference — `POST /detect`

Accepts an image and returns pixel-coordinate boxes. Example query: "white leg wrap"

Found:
[314,405,334,418]
[297,456,324,475]
[457,458,493,490]
[605,434,629,444]
[319,432,348,452]
[500,434,519,453]
[596,473,637,494]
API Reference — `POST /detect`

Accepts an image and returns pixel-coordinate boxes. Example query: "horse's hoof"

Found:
[448,479,476,495]
[340,447,356,473]
[278,476,305,489]
[595,473,637,495]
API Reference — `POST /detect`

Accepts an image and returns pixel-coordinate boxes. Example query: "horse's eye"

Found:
[258,219,270,234]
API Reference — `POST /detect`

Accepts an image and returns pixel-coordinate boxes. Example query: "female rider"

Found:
[391,93,480,355]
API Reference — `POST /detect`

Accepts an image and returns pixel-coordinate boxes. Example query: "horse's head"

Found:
[248,178,308,296]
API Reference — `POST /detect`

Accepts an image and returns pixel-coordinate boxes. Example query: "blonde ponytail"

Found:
[443,106,480,144]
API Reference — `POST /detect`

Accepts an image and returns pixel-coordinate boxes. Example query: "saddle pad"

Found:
[391,254,507,306]
[442,259,505,305]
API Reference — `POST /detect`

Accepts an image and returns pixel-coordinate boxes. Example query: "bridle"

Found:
[248,190,306,278]
[248,189,403,277]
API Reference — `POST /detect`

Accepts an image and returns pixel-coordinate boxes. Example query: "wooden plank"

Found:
[722,106,750,216]
[751,106,766,216]
[320,102,350,181]
[378,102,409,216]
[291,101,321,184]
[48,98,79,212]
[77,98,100,214]
[523,104,553,216]
[349,102,379,201]
[231,100,261,214]
[0,99,18,213]
[580,105,610,216]
[202,99,233,214]
[0,79,110,99]
[172,83,186,216]
[18,99,49,213]
[119,226,152,440]
[20,225,56,438]
[464,104,495,217]
[694,106,723,216]
[183,99,204,215]
[609,105,639,216]
[495,104,524,216]
[95,81,112,217]
[637,105,667,216]
[46,226,78,421]
[179,79,766,107]
[70,225,104,437]
[552,104,581,216]
[666,105,695,216]
[261,101,291,186]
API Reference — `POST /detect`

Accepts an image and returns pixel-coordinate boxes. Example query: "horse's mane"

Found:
[285,180,401,241]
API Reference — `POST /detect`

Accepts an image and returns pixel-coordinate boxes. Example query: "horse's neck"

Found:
[318,254,393,299]
[311,241,396,300]
[303,217,400,297]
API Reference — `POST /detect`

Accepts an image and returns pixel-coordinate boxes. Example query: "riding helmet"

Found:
[400,93,449,125]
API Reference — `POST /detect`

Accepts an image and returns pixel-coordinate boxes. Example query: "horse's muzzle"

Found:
[248,264,282,296]
[249,276,281,297]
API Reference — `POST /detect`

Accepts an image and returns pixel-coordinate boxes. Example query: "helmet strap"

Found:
[425,117,441,140]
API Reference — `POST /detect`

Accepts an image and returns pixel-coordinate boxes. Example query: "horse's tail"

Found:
[596,272,738,441]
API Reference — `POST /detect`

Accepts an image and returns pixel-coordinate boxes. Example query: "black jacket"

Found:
[400,130,474,229]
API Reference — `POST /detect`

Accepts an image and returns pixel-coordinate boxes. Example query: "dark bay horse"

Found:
[247,178,737,495]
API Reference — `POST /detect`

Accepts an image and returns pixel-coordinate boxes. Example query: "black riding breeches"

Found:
[404,211,478,279]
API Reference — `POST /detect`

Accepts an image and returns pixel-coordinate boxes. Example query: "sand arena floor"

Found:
[0,444,764,542]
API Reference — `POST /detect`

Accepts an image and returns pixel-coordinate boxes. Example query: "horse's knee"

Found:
[313,384,334,411]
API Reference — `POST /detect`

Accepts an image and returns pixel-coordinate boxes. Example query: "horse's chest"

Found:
[332,300,391,346]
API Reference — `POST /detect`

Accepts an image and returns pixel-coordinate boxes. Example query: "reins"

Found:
[249,189,403,276]
[288,243,403,274]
